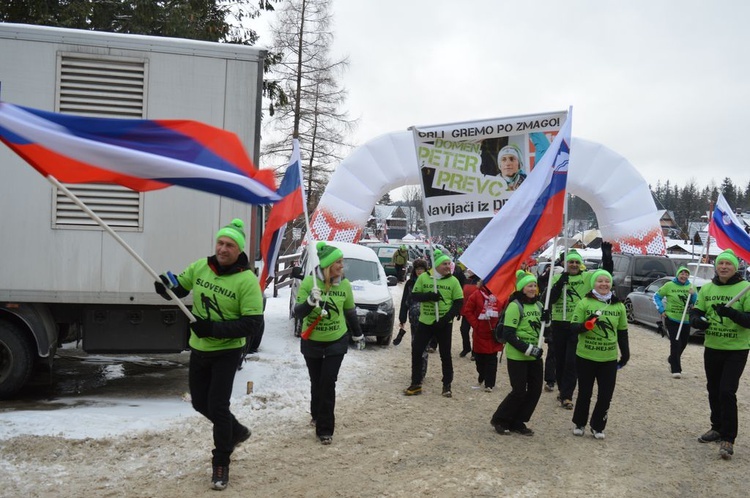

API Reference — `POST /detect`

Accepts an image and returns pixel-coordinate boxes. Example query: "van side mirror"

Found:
[291,266,304,280]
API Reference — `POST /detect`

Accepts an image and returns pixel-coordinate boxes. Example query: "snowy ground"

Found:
[1,284,749,497]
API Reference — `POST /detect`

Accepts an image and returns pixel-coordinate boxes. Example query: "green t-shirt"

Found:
[694,280,750,351]
[178,259,263,352]
[549,270,597,322]
[503,301,543,362]
[296,275,355,342]
[413,269,463,325]
[655,280,695,323]
[571,296,628,362]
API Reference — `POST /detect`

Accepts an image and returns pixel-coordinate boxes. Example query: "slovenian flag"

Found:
[460,109,572,299]
[709,193,750,263]
[0,102,279,205]
[259,139,305,290]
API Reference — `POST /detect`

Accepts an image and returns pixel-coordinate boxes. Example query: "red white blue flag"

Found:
[460,109,572,299]
[709,193,750,263]
[0,102,279,204]
[259,139,305,290]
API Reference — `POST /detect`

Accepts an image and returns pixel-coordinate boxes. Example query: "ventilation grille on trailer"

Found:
[54,53,147,229]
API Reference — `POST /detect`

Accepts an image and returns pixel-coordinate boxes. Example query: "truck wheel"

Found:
[376,334,392,346]
[0,321,34,399]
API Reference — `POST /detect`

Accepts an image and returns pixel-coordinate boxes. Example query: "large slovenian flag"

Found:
[0,102,279,204]
[259,139,305,290]
[709,193,750,263]
[460,109,572,299]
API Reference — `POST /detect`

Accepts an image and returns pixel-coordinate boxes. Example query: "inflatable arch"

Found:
[309,131,665,255]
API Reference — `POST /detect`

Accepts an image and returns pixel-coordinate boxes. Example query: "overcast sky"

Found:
[260,0,749,195]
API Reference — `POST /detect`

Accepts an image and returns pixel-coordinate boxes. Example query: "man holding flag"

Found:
[690,195,750,461]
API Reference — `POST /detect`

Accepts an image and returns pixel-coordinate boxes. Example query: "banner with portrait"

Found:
[411,110,567,223]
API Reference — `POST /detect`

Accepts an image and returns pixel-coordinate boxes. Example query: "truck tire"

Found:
[0,321,34,399]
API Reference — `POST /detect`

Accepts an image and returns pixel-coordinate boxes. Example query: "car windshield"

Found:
[687,263,714,280]
[377,247,397,258]
[343,258,381,284]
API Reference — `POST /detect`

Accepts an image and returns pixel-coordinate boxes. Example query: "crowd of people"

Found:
[155,221,750,491]
[389,243,749,464]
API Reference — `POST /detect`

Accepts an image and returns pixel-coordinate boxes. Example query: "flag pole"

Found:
[295,139,320,292]
[47,175,196,322]
[539,234,560,348]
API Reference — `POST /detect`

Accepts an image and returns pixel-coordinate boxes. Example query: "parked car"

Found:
[611,253,678,299]
[289,241,398,345]
[623,276,708,337]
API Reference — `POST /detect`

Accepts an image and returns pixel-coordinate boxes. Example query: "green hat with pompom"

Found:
[433,249,450,268]
[676,266,690,276]
[515,269,537,291]
[716,249,739,270]
[566,250,583,263]
[590,269,613,289]
[216,218,245,251]
[316,241,344,269]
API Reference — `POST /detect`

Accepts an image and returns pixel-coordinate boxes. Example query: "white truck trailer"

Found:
[0,23,267,398]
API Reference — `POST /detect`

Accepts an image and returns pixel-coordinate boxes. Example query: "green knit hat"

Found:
[716,249,739,270]
[316,241,343,269]
[590,269,613,288]
[676,266,690,276]
[516,269,537,291]
[216,218,245,251]
[433,249,450,268]
[566,250,583,263]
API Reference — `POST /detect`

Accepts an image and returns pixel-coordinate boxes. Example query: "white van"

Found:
[289,241,398,345]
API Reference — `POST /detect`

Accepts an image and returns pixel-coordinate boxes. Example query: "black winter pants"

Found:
[491,358,543,429]
[189,348,244,466]
[411,320,453,386]
[666,319,691,374]
[552,321,578,400]
[304,353,346,437]
[572,356,617,432]
[459,316,472,354]
[704,347,748,444]
[475,352,499,388]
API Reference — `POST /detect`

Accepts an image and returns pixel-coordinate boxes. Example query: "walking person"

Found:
[490,271,545,436]
[395,258,431,380]
[570,269,629,440]
[464,281,504,392]
[690,249,750,460]
[545,243,613,410]
[459,270,480,358]
[404,249,463,397]
[654,266,697,379]
[392,244,409,283]
[154,218,264,491]
[294,242,365,445]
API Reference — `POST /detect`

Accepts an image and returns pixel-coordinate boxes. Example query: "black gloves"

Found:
[425,292,442,302]
[713,303,736,319]
[191,319,214,338]
[154,274,172,300]
[601,241,612,257]
[411,291,442,302]
[690,313,710,330]
[601,241,614,273]
[524,345,543,359]
[393,327,407,346]
[541,309,551,323]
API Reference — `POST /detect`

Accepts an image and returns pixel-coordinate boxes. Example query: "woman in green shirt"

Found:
[570,269,629,440]
[490,271,545,436]
[653,266,697,378]
[294,242,364,445]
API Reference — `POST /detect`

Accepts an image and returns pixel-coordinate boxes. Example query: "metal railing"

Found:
[267,251,302,297]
